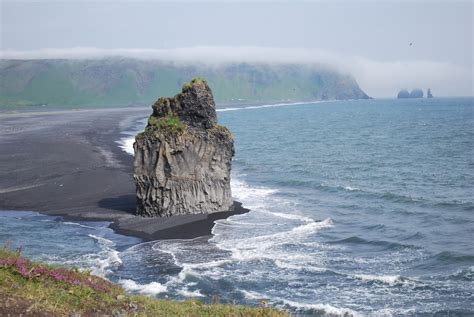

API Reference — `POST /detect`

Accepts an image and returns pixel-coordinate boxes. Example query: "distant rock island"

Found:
[133,78,234,217]
[397,88,427,99]
[427,88,433,98]
[0,58,370,108]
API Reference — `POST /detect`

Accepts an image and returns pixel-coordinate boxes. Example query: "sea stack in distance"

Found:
[397,88,424,99]
[427,88,434,98]
[133,78,234,217]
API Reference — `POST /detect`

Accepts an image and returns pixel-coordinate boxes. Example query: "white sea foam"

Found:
[116,137,135,155]
[173,259,233,282]
[62,221,97,229]
[258,209,314,223]
[160,260,222,284]
[212,218,332,264]
[278,298,363,317]
[274,260,327,273]
[228,177,315,224]
[216,100,326,112]
[240,289,267,300]
[82,234,122,277]
[119,279,168,295]
[209,173,334,265]
[230,177,278,203]
[117,117,147,156]
[177,288,205,298]
[217,218,332,249]
[354,274,404,286]
[344,186,360,191]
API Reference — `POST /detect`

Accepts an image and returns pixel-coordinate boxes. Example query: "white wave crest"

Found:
[274,260,327,273]
[116,137,135,155]
[279,298,363,317]
[177,259,234,282]
[82,234,122,277]
[344,186,360,192]
[214,218,333,263]
[117,117,147,156]
[230,178,278,204]
[240,289,266,300]
[228,177,315,223]
[177,288,205,298]
[63,221,97,229]
[119,279,167,295]
[258,209,314,223]
[241,289,360,317]
[225,218,332,247]
[354,274,404,286]
[216,100,326,112]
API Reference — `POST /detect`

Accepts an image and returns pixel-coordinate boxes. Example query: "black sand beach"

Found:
[0,108,248,241]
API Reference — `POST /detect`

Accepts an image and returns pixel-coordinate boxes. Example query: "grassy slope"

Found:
[0,58,369,109]
[0,249,288,316]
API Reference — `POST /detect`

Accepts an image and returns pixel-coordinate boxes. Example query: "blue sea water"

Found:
[1,97,473,316]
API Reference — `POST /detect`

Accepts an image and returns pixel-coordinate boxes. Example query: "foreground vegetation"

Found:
[0,248,288,316]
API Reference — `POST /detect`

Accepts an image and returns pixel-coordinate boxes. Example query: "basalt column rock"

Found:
[133,78,234,217]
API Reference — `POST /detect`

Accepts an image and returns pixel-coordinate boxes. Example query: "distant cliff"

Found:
[397,88,424,99]
[0,58,370,108]
[133,78,234,217]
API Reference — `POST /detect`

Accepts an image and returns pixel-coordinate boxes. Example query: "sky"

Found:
[1,0,473,97]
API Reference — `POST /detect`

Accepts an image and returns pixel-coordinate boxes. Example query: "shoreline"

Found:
[0,107,248,241]
[0,97,334,116]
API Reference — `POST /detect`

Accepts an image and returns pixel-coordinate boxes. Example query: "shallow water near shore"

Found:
[2,97,473,316]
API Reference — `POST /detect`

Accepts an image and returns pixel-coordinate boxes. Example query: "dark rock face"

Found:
[151,82,217,129]
[133,78,234,217]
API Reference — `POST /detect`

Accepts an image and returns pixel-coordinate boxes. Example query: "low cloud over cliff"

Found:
[1,46,471,97]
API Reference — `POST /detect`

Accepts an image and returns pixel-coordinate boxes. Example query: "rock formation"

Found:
[427,88,433,98]
[133,78,234,217]
[397,89,410,99]
[397,88,424,99]
[409,88,424,98]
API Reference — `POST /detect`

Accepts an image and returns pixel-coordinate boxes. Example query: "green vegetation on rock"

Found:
[147,114,186,134]
[0,248,288,316]
[182,78,207,91]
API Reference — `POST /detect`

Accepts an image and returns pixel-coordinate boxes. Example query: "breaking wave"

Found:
[119,279,168,295]
[216,100,328,112]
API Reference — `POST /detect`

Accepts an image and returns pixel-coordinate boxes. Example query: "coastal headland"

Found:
[0,108,248,241]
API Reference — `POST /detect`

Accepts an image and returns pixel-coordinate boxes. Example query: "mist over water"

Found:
[1,97,473,316]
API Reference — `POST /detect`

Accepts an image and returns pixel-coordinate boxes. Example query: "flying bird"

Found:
[409,42,413,46]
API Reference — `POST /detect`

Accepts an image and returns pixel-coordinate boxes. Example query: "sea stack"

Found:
[427,88,433,98]
[397,88,424,99]
[133,78,234,217]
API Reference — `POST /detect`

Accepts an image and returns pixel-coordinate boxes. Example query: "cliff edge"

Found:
[133,78,234,217]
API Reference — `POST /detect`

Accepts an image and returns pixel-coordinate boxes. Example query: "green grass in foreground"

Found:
[0,248,289,316]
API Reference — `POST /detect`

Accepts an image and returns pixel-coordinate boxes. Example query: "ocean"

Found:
[1,97,473,316]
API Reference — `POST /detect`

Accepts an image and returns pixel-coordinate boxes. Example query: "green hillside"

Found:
[0,58,369,109]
